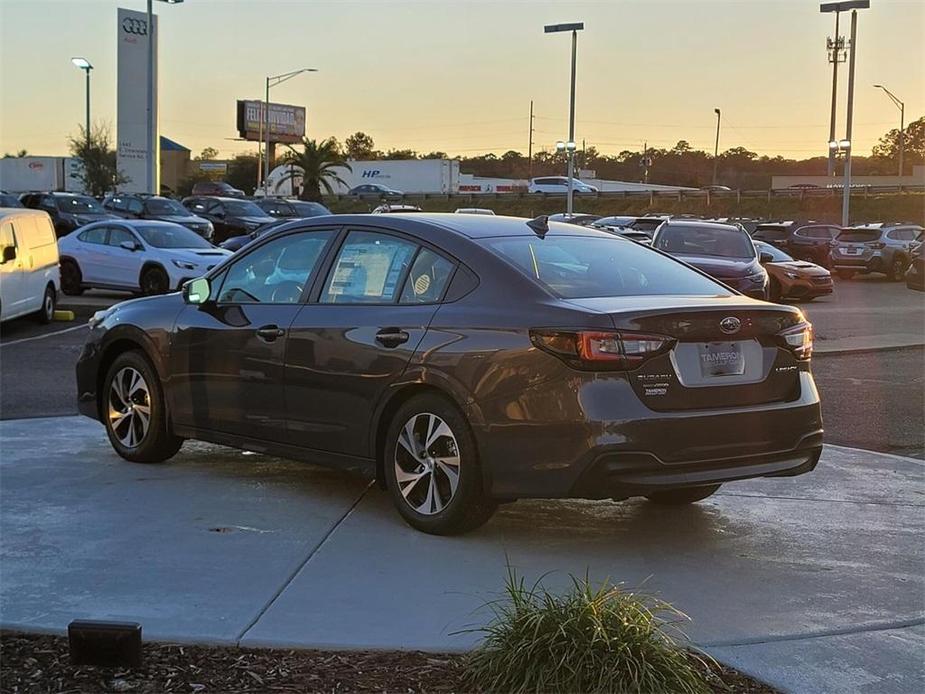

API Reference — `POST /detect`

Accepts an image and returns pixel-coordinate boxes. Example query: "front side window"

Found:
[0,222,16,253]
[321,231,417,304]
[399,248,455,304]
[218,231,334,304]
[486,235,731,299]
[107,227,137,247]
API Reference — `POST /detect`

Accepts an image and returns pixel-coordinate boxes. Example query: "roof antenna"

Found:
[527,215,549,238]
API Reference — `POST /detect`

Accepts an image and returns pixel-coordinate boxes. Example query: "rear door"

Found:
[284,228,456,456]
[72,226,110,284]
[0,219,26,319]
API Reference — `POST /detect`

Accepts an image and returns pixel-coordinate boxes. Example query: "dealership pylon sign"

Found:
[117,8,157,194]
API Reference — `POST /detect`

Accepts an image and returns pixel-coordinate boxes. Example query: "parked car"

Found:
[605,228,653,245]
[181,196,275,244]
[830,223,924,280]
[528,177,598,194]
[752,221,839,268]
[218,219,292,253]
[596,215,668,236]
[905,242,924,291]
[454,208,495,215]
[58,220,230,296]
[548,213,601,226]
[701,185,732,192]
[653,220,770,299]
[348,183,403,199]
[0,192,24,208]
[754,240,833,302]
[191,181,245,198]
[254,198,332,219]
[102,194,214,240]
[372,204,422,214]
[20,192,117,237]
[75,214,821,535]
[0,208,60,323]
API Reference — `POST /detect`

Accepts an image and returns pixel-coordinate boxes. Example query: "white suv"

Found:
[528,177,598,194]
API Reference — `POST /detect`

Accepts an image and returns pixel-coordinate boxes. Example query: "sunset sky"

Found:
[1,0,922,162]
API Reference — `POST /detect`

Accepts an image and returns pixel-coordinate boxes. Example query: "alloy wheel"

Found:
[393,412,461,515]
[108,367,151,448]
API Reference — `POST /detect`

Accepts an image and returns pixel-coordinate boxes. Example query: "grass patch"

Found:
[464,568,712,694]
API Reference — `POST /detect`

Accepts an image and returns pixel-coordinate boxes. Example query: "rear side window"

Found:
[838,229,880,243]
[321,231,417,304]
[78,227,108,244]
[796,227,831,239]
[399,248,455,304]
[485,235,731,299]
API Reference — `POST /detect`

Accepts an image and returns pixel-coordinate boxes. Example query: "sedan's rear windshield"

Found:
[654,224,756,259]
[485,235,730,299]
[837,229,881,243]
[137,224,213,249]
[753,226,789,240]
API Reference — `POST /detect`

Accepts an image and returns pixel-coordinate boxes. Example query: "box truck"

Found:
[0,157,85,194]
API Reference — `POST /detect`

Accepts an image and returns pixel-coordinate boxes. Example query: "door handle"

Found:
[256,325,285,342]
[375,328,410,348]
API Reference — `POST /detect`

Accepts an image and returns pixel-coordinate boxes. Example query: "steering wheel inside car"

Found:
[270,281,304,303]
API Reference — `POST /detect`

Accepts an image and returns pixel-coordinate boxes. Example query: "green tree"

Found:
[280,137,350,201]
[225,153,259,196]
[872,116,925,173]
[3,149,28,158]
[195,147,219,161]
[383,148,418,160]
[421,151,448,160]
[68,124,128,197]
[344,131,377,160]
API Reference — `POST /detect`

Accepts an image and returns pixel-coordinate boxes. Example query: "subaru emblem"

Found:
[720,316,741,335]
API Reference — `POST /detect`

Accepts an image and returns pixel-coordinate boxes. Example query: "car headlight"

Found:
[785,271,800,279]
[746,272,766,283]
[172,259,198,271]
[88,307,114,328]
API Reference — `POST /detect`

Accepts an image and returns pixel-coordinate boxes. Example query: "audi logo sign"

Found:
[122,17,147,35]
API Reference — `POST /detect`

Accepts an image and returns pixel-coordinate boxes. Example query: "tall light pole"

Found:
[146,0,184,195]
[263,68,317,197]
[71,58,93,151]
[545,22,584,216]
[823,11,846,177]
[874,84,905,176]
[820,1,869,226]
[712,108,721,186]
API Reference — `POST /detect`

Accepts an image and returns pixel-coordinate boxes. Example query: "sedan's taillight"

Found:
[778,322,813,360]
[866,241,886,249]
[530,330,674,371]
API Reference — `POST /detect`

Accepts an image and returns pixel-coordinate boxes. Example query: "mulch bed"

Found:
[1,631,777,693]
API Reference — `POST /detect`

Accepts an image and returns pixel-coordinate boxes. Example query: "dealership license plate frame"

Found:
[698,341,746,378]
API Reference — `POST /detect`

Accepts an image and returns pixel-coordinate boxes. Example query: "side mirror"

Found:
[759,251,774,264]
[1,246,16,263]
[183,277,211,305]
[120,240,140,252]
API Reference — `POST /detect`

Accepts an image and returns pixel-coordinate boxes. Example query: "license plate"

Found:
[698,342,745,377]
[844,247,861,255]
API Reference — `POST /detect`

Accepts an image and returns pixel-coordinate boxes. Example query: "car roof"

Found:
[659,219,742,232]
[0,208,49,220]
[184,196,248,203]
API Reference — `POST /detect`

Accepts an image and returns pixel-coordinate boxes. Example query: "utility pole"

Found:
[712,108,721,186]
[826,11,845,177]
[527,100,534,179]
[841,8,859,227]
[874,84,905,176]
[643,141,649,184]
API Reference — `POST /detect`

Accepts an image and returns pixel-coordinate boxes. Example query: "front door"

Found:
[101,225,145,288]
[284,230,457,457]
[0,220,25,320]
[168,227,337,442]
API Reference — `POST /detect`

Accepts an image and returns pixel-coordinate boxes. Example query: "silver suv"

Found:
[831,223,923,281]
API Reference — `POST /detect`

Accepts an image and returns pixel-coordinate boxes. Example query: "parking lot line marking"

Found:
[0,323,87,348]
[825,443,925,467]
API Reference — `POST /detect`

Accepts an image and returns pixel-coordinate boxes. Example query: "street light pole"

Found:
[71,58,93,150]
[712,108,721,186]
[841,8,859,227]
[263,68,317,197]
[874,84,905,176]
[545,22,584,216]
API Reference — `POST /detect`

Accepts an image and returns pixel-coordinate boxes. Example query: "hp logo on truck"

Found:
[361,170,381,178]
[122,17,148,35]
[719,317,741,335]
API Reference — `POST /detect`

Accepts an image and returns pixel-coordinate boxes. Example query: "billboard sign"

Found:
[236,100,306,144]
[117,7,157,193]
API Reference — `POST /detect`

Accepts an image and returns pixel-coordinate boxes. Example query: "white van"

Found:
[528,176,598,194]
[0,208,60,323]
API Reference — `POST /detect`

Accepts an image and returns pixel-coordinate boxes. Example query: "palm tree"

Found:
[280,137,350,201]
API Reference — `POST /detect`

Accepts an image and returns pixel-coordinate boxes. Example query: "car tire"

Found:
[645,484,721,505]
[60,259,84,296]
[140,266,170,295]
[888,256,907,282]
[33,284,56,323]
[102,350,183,464]
[384,393,496,535]
[836,269,855,280]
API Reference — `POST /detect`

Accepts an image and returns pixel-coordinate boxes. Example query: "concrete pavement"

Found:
[1,416,922,693]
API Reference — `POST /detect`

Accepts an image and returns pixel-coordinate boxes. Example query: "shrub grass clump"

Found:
[464,569,711,694]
